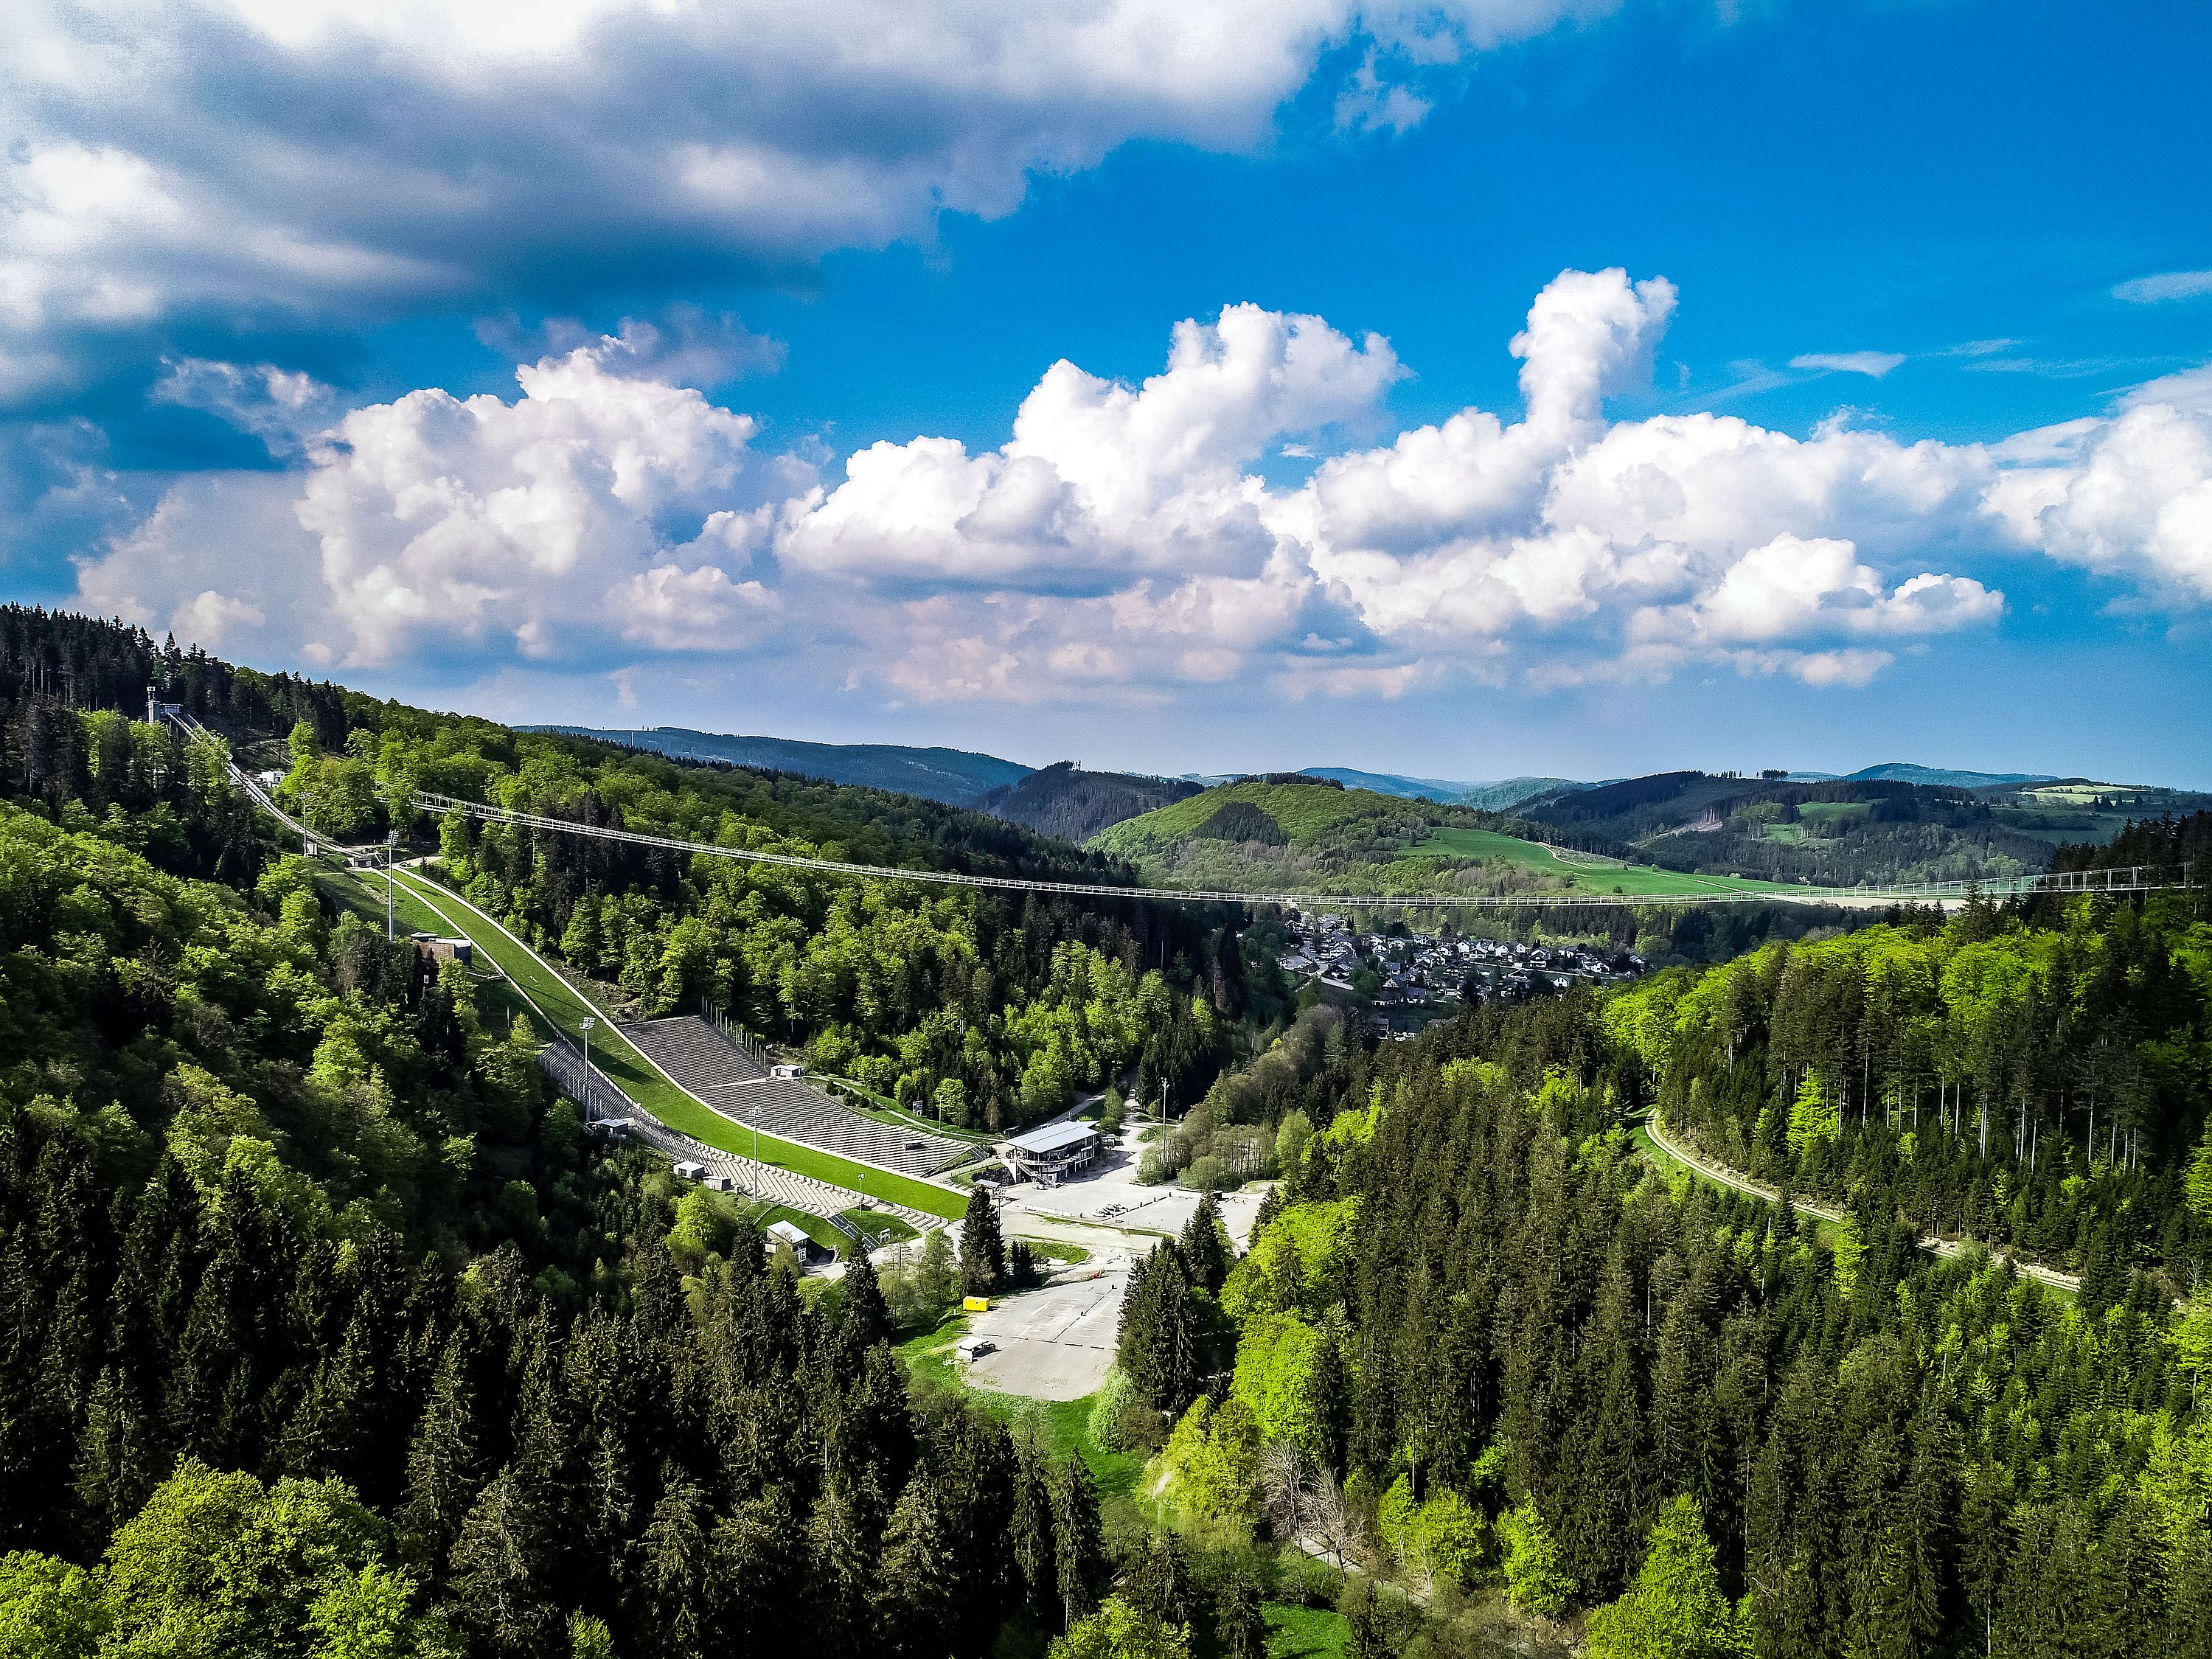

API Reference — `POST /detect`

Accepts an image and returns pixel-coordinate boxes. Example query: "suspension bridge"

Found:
[167,707,2188,913]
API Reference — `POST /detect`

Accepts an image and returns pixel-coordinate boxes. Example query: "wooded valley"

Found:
[2,608,2209,1658]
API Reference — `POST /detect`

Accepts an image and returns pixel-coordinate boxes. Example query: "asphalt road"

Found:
[1640,1109,2082,1294]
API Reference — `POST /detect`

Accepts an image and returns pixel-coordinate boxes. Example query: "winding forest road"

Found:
[1638,1109,2084,1296]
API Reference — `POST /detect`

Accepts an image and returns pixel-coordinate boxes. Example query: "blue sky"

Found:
[7,0,2210,784]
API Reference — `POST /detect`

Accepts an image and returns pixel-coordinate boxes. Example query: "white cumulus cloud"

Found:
[781,303,1402,590]
[1985,367,2212,602]
[73,268,2212,708]
[77,329,813,665]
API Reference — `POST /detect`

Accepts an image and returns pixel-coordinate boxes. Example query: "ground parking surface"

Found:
[996,1126,1273,1251]
[960,1265,1132,1400]
[947,1126,1279,1401]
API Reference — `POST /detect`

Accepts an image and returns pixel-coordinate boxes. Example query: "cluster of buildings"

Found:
[1275,911,1644,1013]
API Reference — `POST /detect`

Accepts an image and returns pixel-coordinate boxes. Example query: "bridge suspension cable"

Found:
[411,790,2185,912]
[168,709,2188,912]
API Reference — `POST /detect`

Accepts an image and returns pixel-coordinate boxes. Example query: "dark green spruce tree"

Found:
[961,1189,1006,1295]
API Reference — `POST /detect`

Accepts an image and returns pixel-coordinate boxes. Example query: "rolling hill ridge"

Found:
[521,723,1032,805]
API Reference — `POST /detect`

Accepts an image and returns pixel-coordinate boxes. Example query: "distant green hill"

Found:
[1091,777,1568,898]
[1845,762,2060,789]
[1089,776,1821,902]
[1295,766,1487,804]
[1095,777,1408,854]
[1457,776,1590,812]
[1514,768,2058,885]
[522,724,1030,805]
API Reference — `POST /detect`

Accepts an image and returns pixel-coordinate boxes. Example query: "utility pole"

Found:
[748,1106,759,1203]
[581,1016,597,1088]
[385,831,397,940]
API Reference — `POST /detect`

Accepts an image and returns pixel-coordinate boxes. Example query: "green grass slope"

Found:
[1093,778,1425,853]
[1094,778,1820,902]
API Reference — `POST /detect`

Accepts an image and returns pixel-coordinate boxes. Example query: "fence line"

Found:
[699,993,769,1067]
[536,1036,634,1124]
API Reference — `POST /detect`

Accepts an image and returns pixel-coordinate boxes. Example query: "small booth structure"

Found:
[765,1219,821,1264]
[409,931,473,966]
[998,1121,1102,1188]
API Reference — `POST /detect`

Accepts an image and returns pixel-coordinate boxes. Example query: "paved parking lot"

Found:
[961,1265,1130,1400]
[947,1125,1280,1401]
[998,1126,1273,1249]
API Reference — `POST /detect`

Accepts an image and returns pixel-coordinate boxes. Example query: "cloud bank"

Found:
[75,269,2212,706]
[0,0,1611,405]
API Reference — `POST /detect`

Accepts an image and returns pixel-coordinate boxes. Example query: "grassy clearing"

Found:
[389,866,967,1220]
[838,1206,919,1248]
[1405,826,1812,900]
[1404,825,1567,870]
[1027,1241,1093,1267]
[1265,1603,1350,1658]
[747,1200,848,1256]
[682,1183,849,1256]
[1571,863,1809,899]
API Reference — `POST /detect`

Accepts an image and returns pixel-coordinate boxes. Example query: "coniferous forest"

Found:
[2,608,2211,1658]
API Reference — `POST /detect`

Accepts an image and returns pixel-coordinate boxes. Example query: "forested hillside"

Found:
[1,608,1293,1134]
[10,605,2211,1659]
[1605,889,2212,1284]
[414,736,1293,1125]
[0,795,1122,1655]
[1516,770,2061,885]
[0,609,1282,1658]
[975,760,1203,842]
[1109,879,2212,1658]
[521,723,1031,806]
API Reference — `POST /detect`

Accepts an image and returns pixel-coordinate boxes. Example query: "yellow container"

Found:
[962,1295,990,1313]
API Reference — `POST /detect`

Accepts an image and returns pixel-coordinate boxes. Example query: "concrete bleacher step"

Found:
[617,1015,971,1179]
